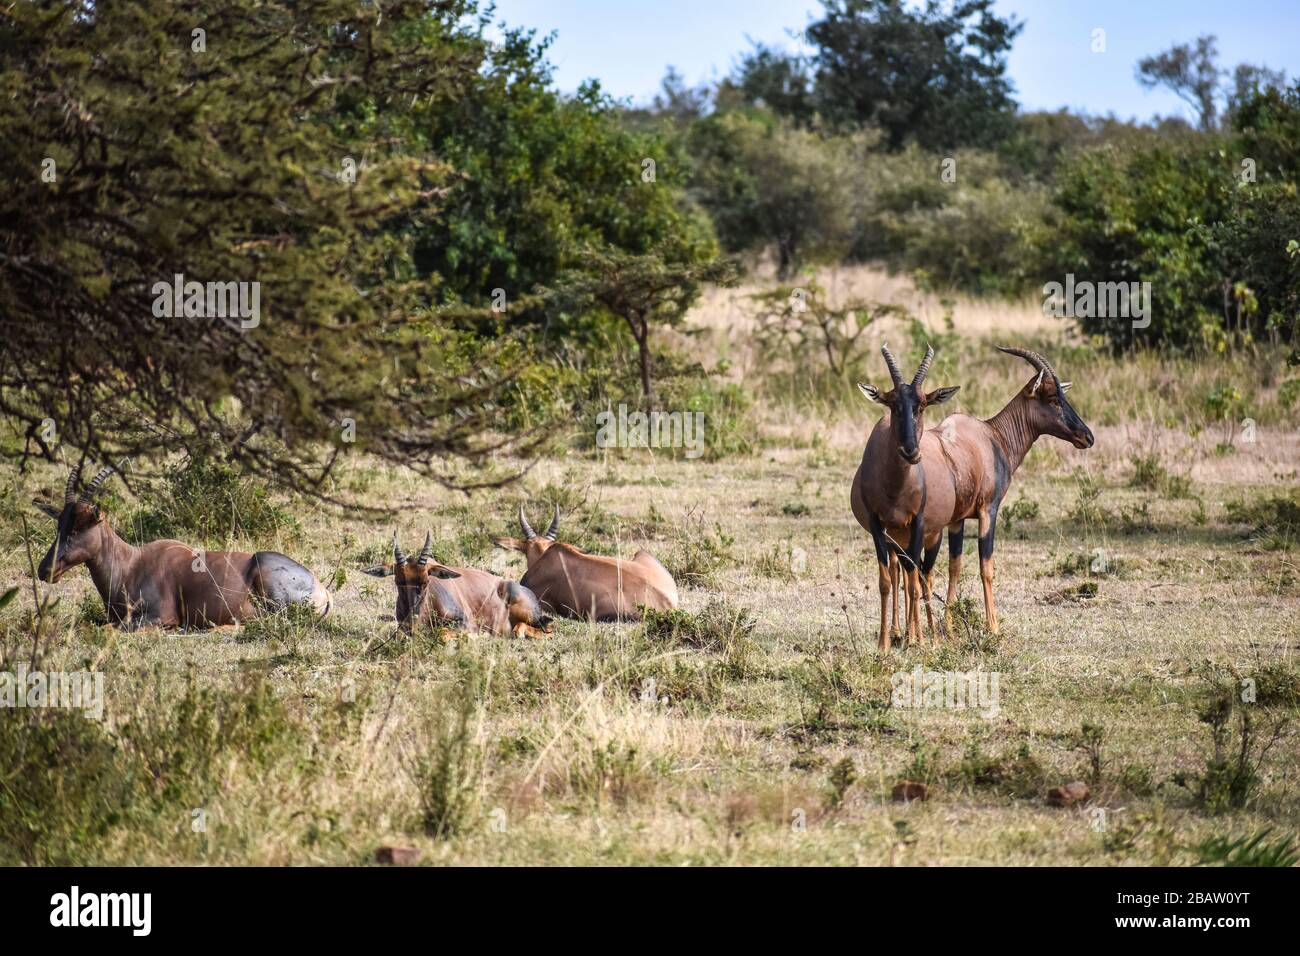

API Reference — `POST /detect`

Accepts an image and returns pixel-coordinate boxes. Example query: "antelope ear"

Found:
[32,498,61,520]
[925,386,961,405]
[493,535,528,553]
[1028,369,1046,397]
[430,565,460,580]
[1059,381,1073,392]
[362,564,394,577]
[858,382,886,404]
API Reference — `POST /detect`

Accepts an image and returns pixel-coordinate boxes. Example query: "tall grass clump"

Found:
[408,658,488,839]
[128,447,297,544]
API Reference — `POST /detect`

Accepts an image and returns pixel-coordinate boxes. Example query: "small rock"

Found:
[375,845,421,866]
[1046,781,1090,807]
[892,780,929,803]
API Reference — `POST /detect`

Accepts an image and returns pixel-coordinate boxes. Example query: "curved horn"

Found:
[418,530,434,563]
[880,342,904,389]
[544,504,560,541]
[997,345,1058,381]
[81,465,115,501]
[518,503,537,541]
[64,464,82,505]
[912,344,935,388]
[392,530,407,566]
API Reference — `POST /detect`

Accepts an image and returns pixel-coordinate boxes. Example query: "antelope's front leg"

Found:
[977,507,1000,635]
[867,515,893,652]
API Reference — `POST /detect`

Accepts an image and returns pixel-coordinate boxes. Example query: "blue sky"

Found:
[489,0,1300,123]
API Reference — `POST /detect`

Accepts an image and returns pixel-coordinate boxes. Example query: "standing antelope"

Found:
[34,465,331,629]
[362,531,553,639]
[926,347,1094,634]
[493,505,678,621]
[850,344,961,650]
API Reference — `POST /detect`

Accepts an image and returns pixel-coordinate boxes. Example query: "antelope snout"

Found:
[898,445,922,464]
[37,551,61,583]
[1072,426,1095,449]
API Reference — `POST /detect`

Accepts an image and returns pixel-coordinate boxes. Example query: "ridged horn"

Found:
[544,504,560,541]
[880,342,904,389]
[392,530,407,566]
[64,464,82,505]
[81,465,115,501]
[912,344,935,388]
[518,504,537,541]
[418,530,434,563]
[997,345,1058,381]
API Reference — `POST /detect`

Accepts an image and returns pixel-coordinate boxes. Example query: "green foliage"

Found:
[807,0,1023,150]
[1192,829,1300,867]
[408,659,486,839]
[661,513,735,587]
[954,739,1045,798]
[128,449,297,545]
[687,111,864,276]
[1225,491,1300,550]
[0,708,136,865]
[0,0,544,492]
[121,671,301,808]
[1047,140,1232,349]
[1177,684,1286,814]
[641,598,758,672]
[1000,497,1039,532]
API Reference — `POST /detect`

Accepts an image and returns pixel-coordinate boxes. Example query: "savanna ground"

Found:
[3,268,1299,866]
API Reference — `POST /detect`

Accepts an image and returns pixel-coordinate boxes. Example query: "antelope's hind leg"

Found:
[889,554,902,638]
[977,507,1000,635]
[921,539,942,642]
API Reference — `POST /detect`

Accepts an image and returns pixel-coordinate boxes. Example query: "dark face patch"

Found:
[392,558,460,627]
[888,385,924,463]
[1030,378,1094,449]
[37,501,102,583]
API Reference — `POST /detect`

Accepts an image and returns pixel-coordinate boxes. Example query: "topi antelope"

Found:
[850,343,961,650]
[926,346,1094,635]
[493,505,678,621]
[34,465,331,629]
[362,531,553,639]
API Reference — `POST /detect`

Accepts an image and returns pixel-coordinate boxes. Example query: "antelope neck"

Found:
[85,522,140,605]
[985,394,1039,474]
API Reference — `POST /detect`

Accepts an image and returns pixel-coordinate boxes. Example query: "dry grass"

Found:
[2,392,1298,864]
[2,281,1298,865]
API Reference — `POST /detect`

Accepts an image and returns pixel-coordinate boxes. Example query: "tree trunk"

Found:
[630,312,653,401]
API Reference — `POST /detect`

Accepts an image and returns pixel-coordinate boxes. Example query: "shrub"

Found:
[1191,828,1300,867]
[1225,492,1300,550]
[408,660,486,839]
[662,513,735,587]
[128,448,297,545]
[0,708,136,865]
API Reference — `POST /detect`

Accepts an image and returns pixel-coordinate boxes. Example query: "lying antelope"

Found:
[362,531,553,639]
[493,505,678,621]
[34,465,331,629]
[929,346,1094,634]
[850,344,961,650]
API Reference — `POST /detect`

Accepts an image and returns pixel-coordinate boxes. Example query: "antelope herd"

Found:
[29,343,1088,649]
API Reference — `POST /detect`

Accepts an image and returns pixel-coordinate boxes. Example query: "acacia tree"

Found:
[544,247,738,400]
[0,0,540,497]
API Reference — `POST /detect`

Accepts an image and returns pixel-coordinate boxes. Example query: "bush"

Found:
[128,448,297,545]
[0,708,136,865]
[1225,492,1300,550]
[407,660,486,839]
